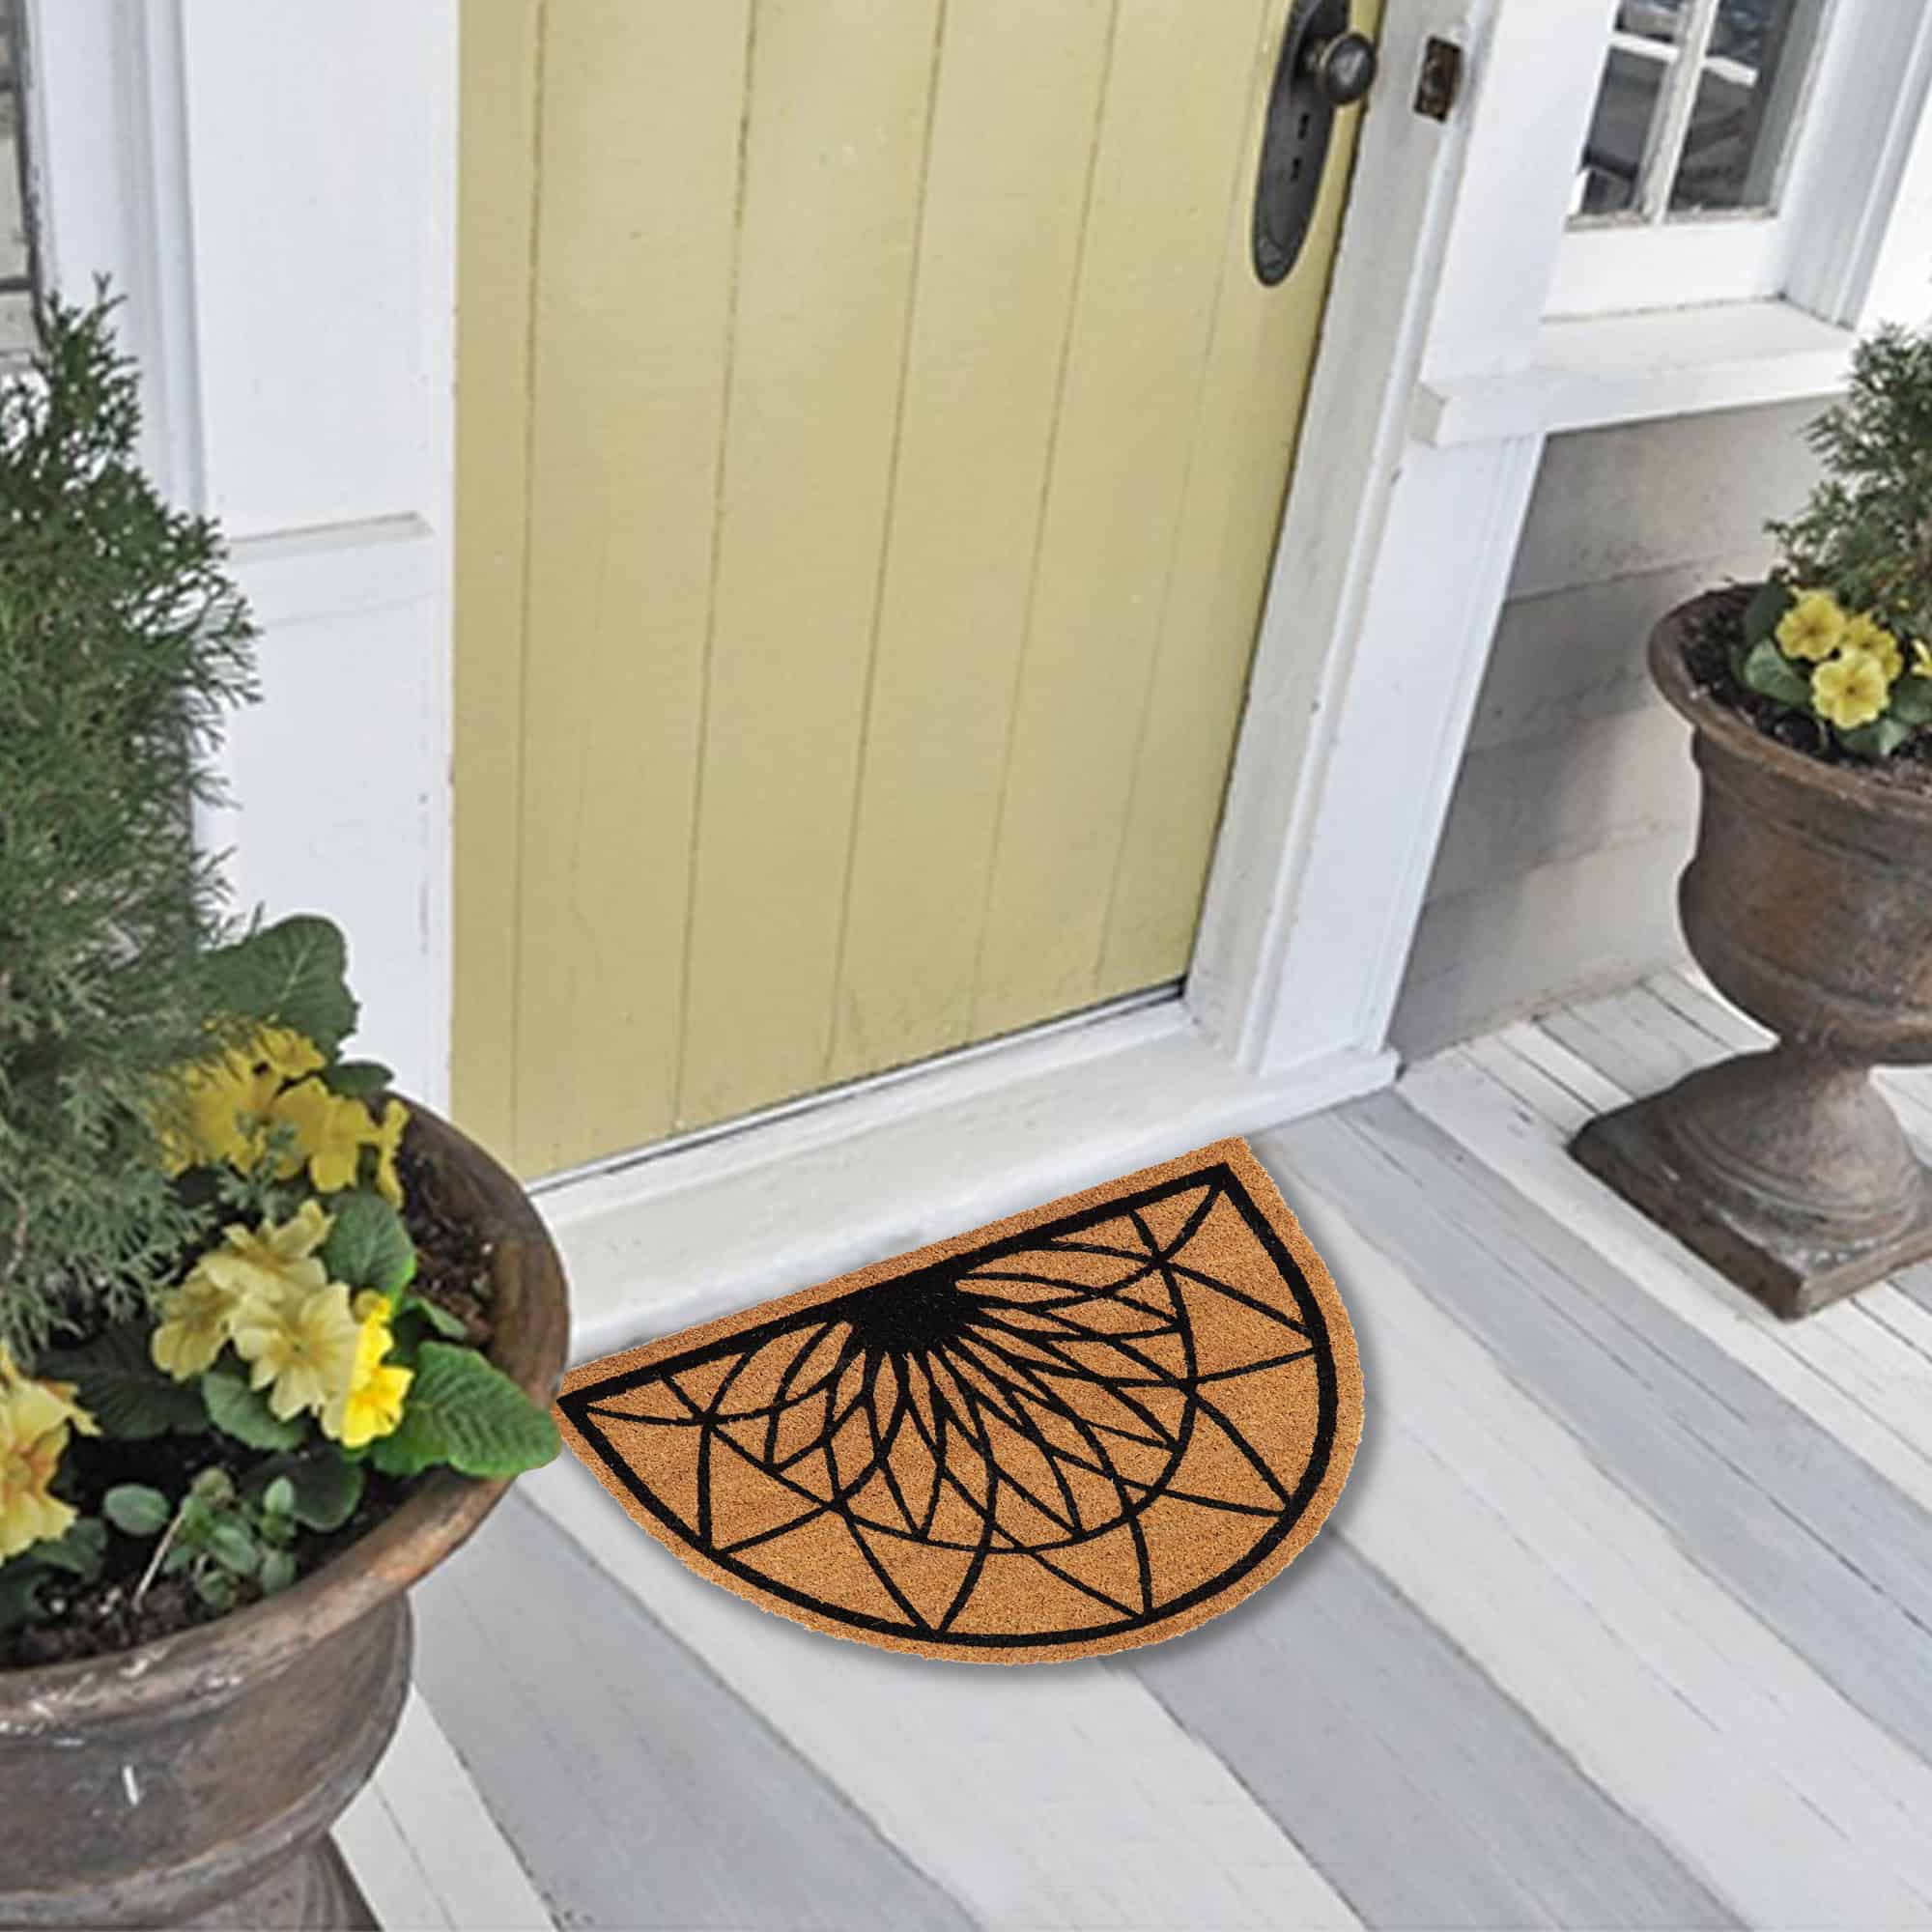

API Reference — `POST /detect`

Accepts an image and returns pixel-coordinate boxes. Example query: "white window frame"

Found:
[1549,0,1912,321]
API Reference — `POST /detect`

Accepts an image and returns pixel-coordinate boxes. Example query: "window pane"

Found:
[1669,0,1824,214]
[1574,2,1691,218]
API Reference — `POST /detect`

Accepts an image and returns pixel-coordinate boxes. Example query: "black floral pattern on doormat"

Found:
[554,1139,1363,1662]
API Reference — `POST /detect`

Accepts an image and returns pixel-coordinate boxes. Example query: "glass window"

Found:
[0,0,37,356]
[1576,4,1686,218]
[1572,0,1828,229]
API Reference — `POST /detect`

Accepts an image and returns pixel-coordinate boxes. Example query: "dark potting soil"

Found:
[0,1117,499,1670]
[1681,583,1932,794]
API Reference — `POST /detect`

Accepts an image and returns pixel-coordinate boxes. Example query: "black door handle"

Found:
[1253,0,1378,286]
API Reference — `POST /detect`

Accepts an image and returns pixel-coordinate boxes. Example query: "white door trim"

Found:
[1188,0,1568,1078]
[29,0,459,1111]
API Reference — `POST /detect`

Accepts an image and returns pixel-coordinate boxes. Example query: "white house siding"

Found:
[1390,397,1827,1060]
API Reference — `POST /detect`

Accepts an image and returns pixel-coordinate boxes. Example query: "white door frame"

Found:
[30,0,1932,1358]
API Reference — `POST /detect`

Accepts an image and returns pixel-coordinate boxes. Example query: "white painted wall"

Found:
[30,0,457,1104]
[1390,397,1826,1058]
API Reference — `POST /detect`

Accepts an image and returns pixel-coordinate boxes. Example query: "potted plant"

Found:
[1574,324,1932,1320]
[0,299,569,1926]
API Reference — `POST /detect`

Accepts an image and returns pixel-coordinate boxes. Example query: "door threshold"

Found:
[538,993,1396,1363]
[527,981,1185,1195]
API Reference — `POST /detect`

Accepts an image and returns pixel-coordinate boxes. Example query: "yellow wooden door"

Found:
[456,0,1374,1178]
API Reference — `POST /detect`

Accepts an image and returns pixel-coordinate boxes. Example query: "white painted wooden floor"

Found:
[339,970,1932,1930]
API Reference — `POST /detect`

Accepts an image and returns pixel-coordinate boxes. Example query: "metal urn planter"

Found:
[0,1108,570,1930]
[1573,592,1932,1319]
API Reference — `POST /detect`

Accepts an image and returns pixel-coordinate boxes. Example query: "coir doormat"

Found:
[554,1138,1363,1662]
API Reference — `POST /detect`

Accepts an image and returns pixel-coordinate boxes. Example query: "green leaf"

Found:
[259,1548,298,1595]
[1838,715,1915,757]
[205,1520,260,1577]
[194,1569,237,1610]
[205,915,359,1056]
[33,1518,107,1579]
[243,1447,365,1532]
[369,1342,560,1480]
[260,1475,296,1520]
[1743,579,1794,646]
[1740,638,1815,710]
[0,1564,47,1632]
[323,1059,393,1099]
[102,1484,172,1537]
[191,1466,236,1507]
[323,1191,416,1295]
[400,1291,469,1341]
[201,1366,308,1451]
[1888,674,1932,725]
[38,1324,209,1440]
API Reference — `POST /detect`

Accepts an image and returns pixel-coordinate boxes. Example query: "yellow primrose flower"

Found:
[1776,589,1848,663]
[0,1344,99,1435]
[1914,639,1932,679]
[158,1047,279,1177]
[154,1028,327,1176]
[151,1269,242,1380]
[231,1280,362,1423]
[1813,648,1891,730]
[0,1345,99,1561]
[269,1079,378,1195]
[323,1293,412,1449]
[256,1027,326,1085]
[369,1099,410,1210]
[154,1201,336,1381]
[1843,613,1904,683]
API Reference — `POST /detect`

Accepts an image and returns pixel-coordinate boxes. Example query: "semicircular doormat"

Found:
[554,1137,1362,1663]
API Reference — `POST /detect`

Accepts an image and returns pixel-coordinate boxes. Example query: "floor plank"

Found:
[1253,1135,1932,1925]
[1513,987,1932,1474]
[523,1456,1359,1931]
[1130,1536,1734,1930]
[1404,1031,1932,1520]
[411,1492,974,1932]
[334,1690,554,1932]
[1271,1094,1932,1776]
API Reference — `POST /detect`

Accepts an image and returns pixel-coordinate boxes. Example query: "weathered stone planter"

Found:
[1573,591,1932,1319]
[0,1106,569,1929]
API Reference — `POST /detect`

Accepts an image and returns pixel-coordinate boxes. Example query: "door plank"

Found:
[825,0,1118,1085]
[675,0,946,1131]
[971,0,1275,1040]
[511,0,753,1174]
[451,0,543,1163]
[1097,0,1385,1000]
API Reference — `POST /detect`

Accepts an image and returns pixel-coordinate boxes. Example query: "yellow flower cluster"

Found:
[158,1027,408,1207]
[150,1203,412,1449]
[0,1345,99,1560]
[1775,589,1929,730]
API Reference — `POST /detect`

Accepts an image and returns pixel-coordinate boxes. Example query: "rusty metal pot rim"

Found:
[1652,590,1932,828]
[0,1102,566,1731]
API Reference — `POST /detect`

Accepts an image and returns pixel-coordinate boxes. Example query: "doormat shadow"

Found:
[554,1137,1363,1662]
